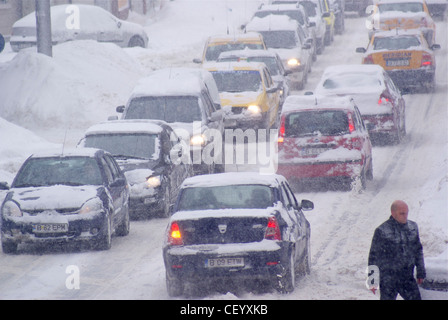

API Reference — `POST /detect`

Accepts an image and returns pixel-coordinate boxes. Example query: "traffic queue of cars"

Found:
[0,0,441,297]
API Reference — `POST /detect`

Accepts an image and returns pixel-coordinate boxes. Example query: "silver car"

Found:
[10,4,148,52]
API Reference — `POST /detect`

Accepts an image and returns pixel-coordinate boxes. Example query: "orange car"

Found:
[357,29,441,92]
[368,0,436,46]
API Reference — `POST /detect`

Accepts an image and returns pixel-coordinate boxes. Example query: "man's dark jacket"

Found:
[368,216,426,279]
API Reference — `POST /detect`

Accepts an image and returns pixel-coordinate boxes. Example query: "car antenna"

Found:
[61,128,69,156]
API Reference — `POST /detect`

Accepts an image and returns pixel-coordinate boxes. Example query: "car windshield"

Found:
[322,73,382,89]
[205,43,265,61]
[13,157,103,188]
[125,96,202,123]
[84,133,159,160]
[373,36,421,50]
[285,110,350,137]
[211,70,262,92]
[378,2,423,13]
[255,11,304,25]
[259,30,298,49]
[177,185,275,211]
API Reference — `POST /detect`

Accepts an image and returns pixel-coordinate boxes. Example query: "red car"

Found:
[277,95,373,191]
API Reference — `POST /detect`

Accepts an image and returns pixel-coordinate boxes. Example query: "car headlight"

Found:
[146,175,161,188]
[247,105,261,114]
[190,134,207,146]
[2,201,22,217]
[79,198,103,214]
[287,58,300,66]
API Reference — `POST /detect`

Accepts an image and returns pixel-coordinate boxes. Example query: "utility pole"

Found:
[35,0,52,57]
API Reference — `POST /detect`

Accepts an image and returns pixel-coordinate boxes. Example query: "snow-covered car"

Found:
[356,29,441,92]
[277,95,373,191]
[368,0,436,46]
[313,64,406,144]
[114,67,225,175]
[10,4,149,52]
[79,120,192,219]
[249,3,318,60]
[1,148,130,254]
[193,32,267,64]
[217,49,291,105]
[246,15,313,90]
[162,172,314,296]
[204,61,282,129]
[299,0,329,53]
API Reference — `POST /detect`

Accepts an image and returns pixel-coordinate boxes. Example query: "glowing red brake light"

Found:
[265,217,281,240]
[168,221,183,246]
[278,116,285,144]
[421,54,432,67]
[348,114,355,133]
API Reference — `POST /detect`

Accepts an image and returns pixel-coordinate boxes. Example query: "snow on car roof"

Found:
[207,32,265,42]
[218,48,279,59]
[246,15,299,31]
[321,64,385,78]
[373,28,425,37]
[85,120,165,136]
[281,95,356,113]
[257,4,302,11]
[204,60,267,71]
[180,172,286,188]
[30,147,102,159]
[129,68,206,98]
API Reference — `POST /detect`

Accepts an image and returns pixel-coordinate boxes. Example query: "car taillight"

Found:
[363,55,374,64]
[168,221,183,246]
[278,116,285,144]
[265,217,281,240]
[421,53,432,67]
[348,114,355,133]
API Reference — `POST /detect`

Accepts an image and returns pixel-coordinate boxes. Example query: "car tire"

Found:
[1,241,18,254]
[116,202,130,236]
[275,250,295,294]
[128,36,145,48]
[95,215,112,250]
[166,272,184,297]
[298,238,311,276]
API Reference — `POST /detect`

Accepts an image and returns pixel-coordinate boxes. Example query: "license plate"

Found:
[301,147,328,156]
[32,223,68,233]
[205,257,245,268]
[386,59,409,67]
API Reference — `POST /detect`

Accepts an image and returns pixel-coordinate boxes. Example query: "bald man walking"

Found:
[368,200,426,300]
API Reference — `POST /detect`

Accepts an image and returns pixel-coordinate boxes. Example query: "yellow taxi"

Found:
[356,29,440,92]
[204,61,281,129]
[193,32,267,64]
[369,0,436,46]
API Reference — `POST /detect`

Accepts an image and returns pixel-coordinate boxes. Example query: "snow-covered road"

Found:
[0,0,447,300]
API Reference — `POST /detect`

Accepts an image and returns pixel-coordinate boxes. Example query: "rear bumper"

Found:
[164,241,287,284]
[277,159,363,180]
[387,68,435,89]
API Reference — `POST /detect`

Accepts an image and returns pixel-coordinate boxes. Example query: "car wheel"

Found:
[116,202,130,236]
[128,36,145,48]
[275,250,295,294]
[95,215,112,250]
[298,238,311,276]
[166,272,184,297]
[1,241,18,254]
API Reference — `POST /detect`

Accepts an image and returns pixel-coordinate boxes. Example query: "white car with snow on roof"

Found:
[162,172,314,296]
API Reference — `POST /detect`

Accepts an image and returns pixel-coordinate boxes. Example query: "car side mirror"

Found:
[431,44,441,50]
[110,178,126,188]
[308,22,316,27]
[116,105,125,113]
[356,47,366,53]
[304,91,314,95]
[192,58,202,64]
[300,199,314,211]
[0,181,10,190]
[322,12,330,18]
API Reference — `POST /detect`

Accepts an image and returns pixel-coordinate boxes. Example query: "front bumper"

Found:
[1,210,108,248]
[164,241,288,285]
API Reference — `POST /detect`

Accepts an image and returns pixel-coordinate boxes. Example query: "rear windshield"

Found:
[285,110,350,137]
[211,70,262,92]
[219,56,281,76]
[177,185,275,211]
[205,43,265,61]
[378,2,423,13]
[125,96,202,123]
[373,35,421,50]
